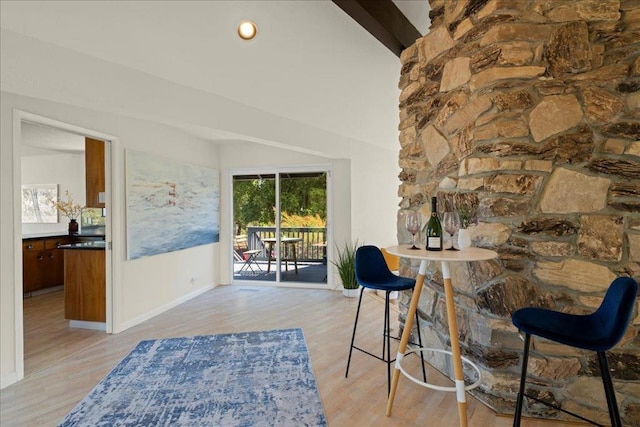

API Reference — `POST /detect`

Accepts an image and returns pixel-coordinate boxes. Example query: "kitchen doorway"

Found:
[15,111,114,379]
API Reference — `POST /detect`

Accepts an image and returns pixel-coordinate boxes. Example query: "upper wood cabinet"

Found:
[85,137,105,208]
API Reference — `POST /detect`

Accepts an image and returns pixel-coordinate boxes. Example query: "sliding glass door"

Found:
[232,168,329,286]
[233,174,276,284]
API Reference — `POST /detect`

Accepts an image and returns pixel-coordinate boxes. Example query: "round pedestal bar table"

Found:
[385,245,498,427]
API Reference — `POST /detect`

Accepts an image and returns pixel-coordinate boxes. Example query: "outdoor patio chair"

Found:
[234,236,262,273]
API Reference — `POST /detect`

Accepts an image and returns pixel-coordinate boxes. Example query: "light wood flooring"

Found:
[2,286,583,426]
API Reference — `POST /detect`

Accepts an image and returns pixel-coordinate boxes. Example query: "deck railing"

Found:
[245,226,326,262]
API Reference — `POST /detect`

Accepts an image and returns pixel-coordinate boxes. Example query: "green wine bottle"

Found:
[425,196,443,251]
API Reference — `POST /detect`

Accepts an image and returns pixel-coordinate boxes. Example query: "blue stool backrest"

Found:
[355,245,396,286]
[592,276,639,351]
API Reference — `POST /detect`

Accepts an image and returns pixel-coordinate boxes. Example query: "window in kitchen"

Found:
[80,208,106,235]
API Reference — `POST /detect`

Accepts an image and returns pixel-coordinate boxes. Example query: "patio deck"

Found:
[233,260,327,284]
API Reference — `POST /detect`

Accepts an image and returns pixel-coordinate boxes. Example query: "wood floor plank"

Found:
[2,286,583,426]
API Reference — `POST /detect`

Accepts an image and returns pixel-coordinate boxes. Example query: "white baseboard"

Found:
[69,320,106,331]
[118,283,217,332]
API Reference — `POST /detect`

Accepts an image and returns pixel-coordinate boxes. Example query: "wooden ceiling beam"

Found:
[332,0,422,57]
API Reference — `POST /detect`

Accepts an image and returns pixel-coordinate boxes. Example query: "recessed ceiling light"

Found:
[238,20,258,41]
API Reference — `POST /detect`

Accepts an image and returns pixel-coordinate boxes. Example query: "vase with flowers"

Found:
[50,191,84,235]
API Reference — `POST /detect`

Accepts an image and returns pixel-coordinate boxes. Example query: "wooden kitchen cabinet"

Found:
[63,248,106,322]
[85,137,105,208]
[23,237,75,294]
[45,237,71,285]
[23,240,46,293]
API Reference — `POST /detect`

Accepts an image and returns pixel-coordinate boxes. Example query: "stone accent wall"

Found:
[397,0,640,423]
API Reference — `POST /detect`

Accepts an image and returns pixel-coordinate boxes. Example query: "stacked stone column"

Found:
[397,0,639,423]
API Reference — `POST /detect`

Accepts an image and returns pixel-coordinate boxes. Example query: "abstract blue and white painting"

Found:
[126,150,219,260]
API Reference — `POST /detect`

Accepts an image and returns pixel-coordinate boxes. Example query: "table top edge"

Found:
[385,245,498,262]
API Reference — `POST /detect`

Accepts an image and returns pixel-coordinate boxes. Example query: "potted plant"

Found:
[332,241,360,297]
[457,203,477,249]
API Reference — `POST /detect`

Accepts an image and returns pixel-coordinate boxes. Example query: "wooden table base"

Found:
[386,260,468,427]
[384,246,498,427]
[386,261,426,416]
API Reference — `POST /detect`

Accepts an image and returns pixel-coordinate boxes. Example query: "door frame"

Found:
[12,109,117,382]
[229,164,333,289]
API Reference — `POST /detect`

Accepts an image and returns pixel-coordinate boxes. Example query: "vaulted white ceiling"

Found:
[1,0,429,151]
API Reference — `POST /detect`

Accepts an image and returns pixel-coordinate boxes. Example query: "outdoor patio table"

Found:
[384,245,498,427]
[262,237,303,274]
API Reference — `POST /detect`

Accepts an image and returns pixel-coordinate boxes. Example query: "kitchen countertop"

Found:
[23,232,106,240]
[23,232,74,239]
[58,241,106,250]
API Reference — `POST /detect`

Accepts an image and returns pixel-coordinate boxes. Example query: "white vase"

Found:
[458,228,472,249]
[343,288,360,298]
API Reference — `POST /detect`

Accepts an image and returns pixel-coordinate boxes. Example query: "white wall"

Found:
[217,140,399,287]
[350,142,401,248]
[0,29,354,160]
[0,92,17,387]
[1,92,220,387]
[21,152,85,236]
[0,26,402,388]
[217,142,352,288]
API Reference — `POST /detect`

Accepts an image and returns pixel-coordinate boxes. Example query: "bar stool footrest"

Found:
[398,347,481,392]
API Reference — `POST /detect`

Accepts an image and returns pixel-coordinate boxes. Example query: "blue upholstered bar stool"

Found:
[346,245,427,394]
[512,276,638,427]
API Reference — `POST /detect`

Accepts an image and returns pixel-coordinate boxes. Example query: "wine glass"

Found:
[405,211,421,250]
[443,212,460,251]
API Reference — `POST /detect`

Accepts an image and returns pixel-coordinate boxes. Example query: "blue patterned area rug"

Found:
[58,328,327,426]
